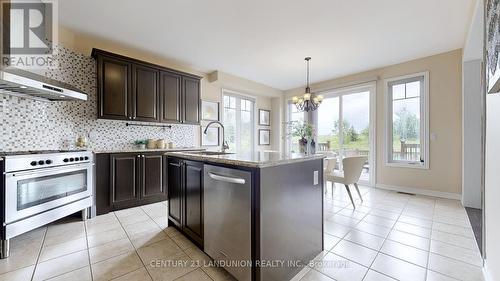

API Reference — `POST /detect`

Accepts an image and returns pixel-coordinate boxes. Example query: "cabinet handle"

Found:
[208,172,246,184]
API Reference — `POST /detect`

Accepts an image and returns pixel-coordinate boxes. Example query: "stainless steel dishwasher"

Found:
[204,164,252,281]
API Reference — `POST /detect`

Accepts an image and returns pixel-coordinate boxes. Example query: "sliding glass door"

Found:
[315,85,375,184]
[223,91,255,153]
[287,102,308,153]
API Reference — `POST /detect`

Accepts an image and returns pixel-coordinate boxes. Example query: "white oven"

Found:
[5,162,93,224]
[1,151,94,247]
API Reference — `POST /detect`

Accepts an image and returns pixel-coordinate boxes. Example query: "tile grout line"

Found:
[33,221,90,281]
[139,202,216,281]
[83,215,93,281]
[324,187,405,281]
[327,187,422,280]
[359,190,407,281]
[112,208,156,281]
[29,227,48,281]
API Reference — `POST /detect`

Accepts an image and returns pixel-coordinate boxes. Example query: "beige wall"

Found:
[202,71,282,151]
[58,26,281,150]
[285,50,463,195]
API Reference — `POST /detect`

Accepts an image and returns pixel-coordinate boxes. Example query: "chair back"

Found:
[324,157,337,174]
[342,156,368,184]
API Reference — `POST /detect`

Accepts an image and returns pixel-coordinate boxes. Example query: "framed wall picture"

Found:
[201,127,220,146]
[201,100,220,121]
[258,109,270,126]
[258,129,271,145]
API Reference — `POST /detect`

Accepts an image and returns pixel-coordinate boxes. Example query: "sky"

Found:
[317,91,370,135]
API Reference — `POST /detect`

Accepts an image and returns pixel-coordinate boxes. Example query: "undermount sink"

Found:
[189,151,234,156]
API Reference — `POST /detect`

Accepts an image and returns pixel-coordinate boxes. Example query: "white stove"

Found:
[1,150,94,259]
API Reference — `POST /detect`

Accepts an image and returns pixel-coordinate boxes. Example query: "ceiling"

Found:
[58,0,476,90]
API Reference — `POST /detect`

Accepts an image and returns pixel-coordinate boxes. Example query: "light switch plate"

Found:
[313,171,319,185]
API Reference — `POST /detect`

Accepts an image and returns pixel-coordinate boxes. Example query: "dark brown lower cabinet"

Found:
[167,157,183,227]
[167,157,203,246]
[95,152,167,214]
[142,154,165,200]
[110,154,140,209]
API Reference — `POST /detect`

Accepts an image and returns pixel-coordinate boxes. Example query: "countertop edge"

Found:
[92,147,206,154]
[165,152,326,168]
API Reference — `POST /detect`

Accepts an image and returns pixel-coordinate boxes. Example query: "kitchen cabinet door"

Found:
[110,154,140,208]
[182,77,200,124]
[98,56,131,120]
[167,158,183,227]
[141,154,166,201]
[132,65,160,122]
[183,160,203,245]
[160,71,182,123]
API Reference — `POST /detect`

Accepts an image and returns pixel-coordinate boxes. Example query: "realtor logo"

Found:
[1,0,58,69]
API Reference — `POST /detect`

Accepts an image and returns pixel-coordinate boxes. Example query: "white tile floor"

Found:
[0,185,484,281]
[299,183,484,281]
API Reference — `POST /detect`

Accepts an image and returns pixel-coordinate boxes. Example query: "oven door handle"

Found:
[6,163,93,178]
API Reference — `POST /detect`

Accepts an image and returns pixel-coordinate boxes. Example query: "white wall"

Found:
[485,93,500,281]
[462,0,484,209]
[462,59,483,208]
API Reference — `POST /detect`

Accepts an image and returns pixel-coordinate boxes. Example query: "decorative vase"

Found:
[299,138,308,154]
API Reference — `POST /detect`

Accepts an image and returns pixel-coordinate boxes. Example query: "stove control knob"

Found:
[30,161,37,166]
[80,157,84,161]
[74,158,79,161]
[84,156,89,160]
[38,160,45,165]
[45,160,52,165]
[69,158,74,162]
[63,158,69,162]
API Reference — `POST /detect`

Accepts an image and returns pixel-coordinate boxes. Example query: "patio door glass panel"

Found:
[316,89,372,184]
[342,91,371,182]
[317,97,341,156]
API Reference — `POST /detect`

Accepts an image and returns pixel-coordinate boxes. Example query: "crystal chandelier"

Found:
[292,57,323,112]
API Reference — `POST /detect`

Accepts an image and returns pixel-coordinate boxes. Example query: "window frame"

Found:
[285,100,308,154]
[384,71,429,169]
[221,89,256,153]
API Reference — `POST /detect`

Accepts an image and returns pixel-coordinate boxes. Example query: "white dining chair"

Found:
[323,157,337,194]
[324,156,367,208]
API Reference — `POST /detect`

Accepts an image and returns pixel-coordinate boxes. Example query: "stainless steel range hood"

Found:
[0,68,87,102]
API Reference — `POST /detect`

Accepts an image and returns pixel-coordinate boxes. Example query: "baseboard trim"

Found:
[375,184,462,200]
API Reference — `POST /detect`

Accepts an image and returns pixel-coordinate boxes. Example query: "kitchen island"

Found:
[165,151,325,281]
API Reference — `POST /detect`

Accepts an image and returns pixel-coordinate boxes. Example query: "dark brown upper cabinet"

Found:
[160,71,182,123]
[132,65,160,122]
[182,77,201,124]
[92,48,201,124]
[97,56,131,120]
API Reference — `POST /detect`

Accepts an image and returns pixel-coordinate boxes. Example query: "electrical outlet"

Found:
[313,171,319,185]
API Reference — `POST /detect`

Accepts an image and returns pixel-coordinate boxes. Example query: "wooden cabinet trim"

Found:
[92,48,202,79]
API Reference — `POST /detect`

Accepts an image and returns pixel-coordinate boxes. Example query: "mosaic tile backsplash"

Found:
[0,45,196,152]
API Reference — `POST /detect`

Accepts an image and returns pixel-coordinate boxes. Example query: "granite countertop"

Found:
[93,147,205,154]
[165,151,326,168]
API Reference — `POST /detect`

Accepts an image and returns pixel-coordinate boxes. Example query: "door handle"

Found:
[208,172,245,184]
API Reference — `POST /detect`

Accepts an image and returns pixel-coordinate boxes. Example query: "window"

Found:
[223,91,255,153]
[385,72,429,168]
[287,102,307,153]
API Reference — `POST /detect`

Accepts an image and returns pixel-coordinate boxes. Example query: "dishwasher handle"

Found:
[208,172,246,184]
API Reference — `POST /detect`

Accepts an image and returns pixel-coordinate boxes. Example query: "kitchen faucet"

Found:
[204,121,229,153]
